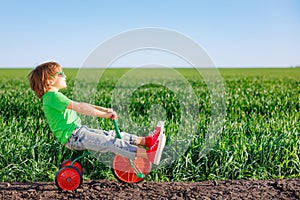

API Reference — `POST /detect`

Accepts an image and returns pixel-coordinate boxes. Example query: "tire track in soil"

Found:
[1,179,300,199]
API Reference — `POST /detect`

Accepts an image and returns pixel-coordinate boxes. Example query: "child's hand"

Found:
[110,112,118,120]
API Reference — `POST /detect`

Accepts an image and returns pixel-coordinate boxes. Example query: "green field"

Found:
[0,68,299,182]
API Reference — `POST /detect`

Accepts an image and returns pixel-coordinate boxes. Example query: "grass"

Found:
[0,67,299,182]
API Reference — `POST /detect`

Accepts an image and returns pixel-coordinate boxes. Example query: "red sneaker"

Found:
[144,121,165,148]
[145,127,161,148]
[146,133,166,165]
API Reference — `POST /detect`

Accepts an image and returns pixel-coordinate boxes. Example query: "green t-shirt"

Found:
[42,91,81,144]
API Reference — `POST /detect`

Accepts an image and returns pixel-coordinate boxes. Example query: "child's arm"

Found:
[91,105,114,113]
[66,101,117,119]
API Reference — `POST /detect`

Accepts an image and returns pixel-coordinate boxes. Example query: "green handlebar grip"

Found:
[112,119,122,139]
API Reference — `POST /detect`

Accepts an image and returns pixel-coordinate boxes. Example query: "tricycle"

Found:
[55,119,164,190]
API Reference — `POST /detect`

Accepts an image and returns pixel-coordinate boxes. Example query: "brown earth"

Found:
[1,179,300,200]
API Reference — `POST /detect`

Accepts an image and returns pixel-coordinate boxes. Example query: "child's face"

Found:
[50,70,67,90]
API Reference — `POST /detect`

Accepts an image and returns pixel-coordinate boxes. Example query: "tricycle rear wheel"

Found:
[60,159,83,174]
[55,166,82,191]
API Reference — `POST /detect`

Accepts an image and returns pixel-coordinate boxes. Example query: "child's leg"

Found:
[68,126,139,160]
[105,130,146,146]
[96,127,160,148]
[84,127,164,162]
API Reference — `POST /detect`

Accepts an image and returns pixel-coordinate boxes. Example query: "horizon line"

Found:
[0,65,299,69]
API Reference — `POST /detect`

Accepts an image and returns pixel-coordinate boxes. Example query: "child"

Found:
[28,61,166,165]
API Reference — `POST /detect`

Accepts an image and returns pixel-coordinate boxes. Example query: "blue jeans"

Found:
[64,126,138,160]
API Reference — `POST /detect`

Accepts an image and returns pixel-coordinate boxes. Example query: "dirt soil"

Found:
[1,179,300,200]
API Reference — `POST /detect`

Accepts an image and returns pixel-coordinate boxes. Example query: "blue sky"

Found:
[0,0,299,68]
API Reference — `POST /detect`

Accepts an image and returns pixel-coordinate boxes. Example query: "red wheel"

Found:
[112,155,152,183]
[55,166,82,191]
[60,159,83,174]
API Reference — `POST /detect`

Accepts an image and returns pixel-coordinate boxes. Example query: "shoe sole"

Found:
[155,121,164,141]
[153,122,166,165]
[156,121,165,130]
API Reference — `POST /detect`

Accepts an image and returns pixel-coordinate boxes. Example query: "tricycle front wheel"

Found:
[112,155,152,183]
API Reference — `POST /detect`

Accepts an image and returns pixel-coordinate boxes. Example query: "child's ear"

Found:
[46,79,54,86]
